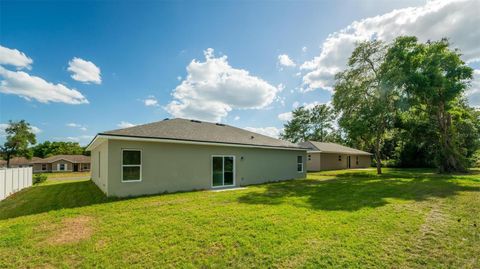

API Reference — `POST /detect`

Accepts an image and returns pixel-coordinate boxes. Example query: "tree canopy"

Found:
[1,120,37,167]
[31,141,87,158]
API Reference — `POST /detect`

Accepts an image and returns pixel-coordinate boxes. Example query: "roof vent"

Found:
[190,120,202,123]
[163,118,169,121]
[216,123,225,126]
[250,135,255,139]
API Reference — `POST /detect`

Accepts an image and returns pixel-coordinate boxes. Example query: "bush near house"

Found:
[0,169,479,268]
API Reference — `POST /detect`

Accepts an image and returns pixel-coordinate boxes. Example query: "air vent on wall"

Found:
[216,123,225,126]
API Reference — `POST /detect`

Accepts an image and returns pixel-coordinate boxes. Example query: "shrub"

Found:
[33,174,48,184]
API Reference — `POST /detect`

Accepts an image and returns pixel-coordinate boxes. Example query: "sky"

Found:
[1,0,479,145]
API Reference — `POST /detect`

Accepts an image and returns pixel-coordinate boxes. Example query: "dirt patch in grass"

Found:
[44,216,94,245]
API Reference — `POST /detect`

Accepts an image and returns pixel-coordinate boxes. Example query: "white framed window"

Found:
[122,149,142,182]
[58,163,66,171]
[41,164,47,171]
[356,156,359,165]
[211,155,235,188]
[297,156,303,172]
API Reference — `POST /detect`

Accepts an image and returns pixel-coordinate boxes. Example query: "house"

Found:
[86,118,307,197]
[31,155,91,173]
[298,141,372,171]
[0,157,42,168]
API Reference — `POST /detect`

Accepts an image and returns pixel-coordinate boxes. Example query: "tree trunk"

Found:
[375,136,382,175]
[6,152,11,168]
[436,103,465,173]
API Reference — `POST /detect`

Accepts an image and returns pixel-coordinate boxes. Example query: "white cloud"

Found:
[143,96,159,107]
[466,69,480,108]
[54,135,94,145]
[278,112,293,121]
[0,45,33,69]
[244,126,282,138]
[67,57,101,84]
[0,66,88,104]
[117,121,137,128]
[166,48,279,122]
[234,116,240,121]
[0,123,41,136]
[278,54,296,67]
[292,101,300,108]
[177,76,182,81]
[66,122,87,131]
[302,46,308,53]
[302,0,480,92]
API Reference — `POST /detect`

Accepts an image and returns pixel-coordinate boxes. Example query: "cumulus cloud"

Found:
[117,121,137,128]
[302,0,480,92]
[143,96,159,107]
[166,48,279,122]
[278,54,296,67]
[0,66,88,104]
[0,45,33,69]
[0,123,41,136]
[244,126,282,138]
[67,57,102,84]
[278,112,293,121]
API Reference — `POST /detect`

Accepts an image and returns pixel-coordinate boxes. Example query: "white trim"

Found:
[297,155,304,173]
[121,149,142,183]
[211,155,235,188]
[57,163,66,171]
[306,150,372,155]
[87,134,306,152]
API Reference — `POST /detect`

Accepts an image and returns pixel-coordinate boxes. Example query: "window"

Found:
[212,156,235,187]
[297,156,303,172]
[338,155,342,161]
[58,163,65,171]
[83,164,88,170]
[308,155,311,161]
[356,156,359,165]
[41,164,47,171]
[122,149,142,182]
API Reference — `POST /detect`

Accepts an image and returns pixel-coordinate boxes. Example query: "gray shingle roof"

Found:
[298,141,372,155]
[34,155,91,164]
[99,118,303,149]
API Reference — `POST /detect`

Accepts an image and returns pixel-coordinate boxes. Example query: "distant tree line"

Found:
[281,36,480,174]
[1,120,89,168]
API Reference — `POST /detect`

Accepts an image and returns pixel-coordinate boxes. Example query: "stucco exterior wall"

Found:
[51,160,73,172]
[100,140,306,197]
[319,153,371,171]
[306,153,321,171]
[91,141,109,195]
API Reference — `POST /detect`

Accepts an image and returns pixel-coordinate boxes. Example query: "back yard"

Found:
[0,168,478,268]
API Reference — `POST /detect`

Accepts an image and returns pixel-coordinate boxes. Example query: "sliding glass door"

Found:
[212,156,235,187]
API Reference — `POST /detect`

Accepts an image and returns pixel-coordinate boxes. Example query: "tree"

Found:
[1,120,37,168]
[385,36,474,172]
[333,40,398,174]
[31,141,86,158]
[310,104,336,142]
[281,106,311,143]
[280,104,338,143]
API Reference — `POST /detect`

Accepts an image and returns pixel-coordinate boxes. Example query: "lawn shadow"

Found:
[238,171,480,211]
[0,180,118,220]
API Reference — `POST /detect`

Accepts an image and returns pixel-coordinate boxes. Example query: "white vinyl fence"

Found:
[0,167,33,201]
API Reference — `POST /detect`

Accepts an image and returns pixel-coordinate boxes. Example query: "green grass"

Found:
[0,168,479,268]
[35,171,91,179]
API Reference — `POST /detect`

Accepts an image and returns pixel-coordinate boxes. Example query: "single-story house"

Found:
[86,118,306,197]
[32,155,91,173]
[0,157,42,168]
[298,141,372,171]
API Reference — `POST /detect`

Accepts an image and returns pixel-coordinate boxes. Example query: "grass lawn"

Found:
[0,168,479,268]
[36,171,91,179]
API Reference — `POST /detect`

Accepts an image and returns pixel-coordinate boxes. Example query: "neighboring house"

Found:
[31,155,91,173]
[0,157,42,168]
[298,141,372,171]
[86,118,307,197]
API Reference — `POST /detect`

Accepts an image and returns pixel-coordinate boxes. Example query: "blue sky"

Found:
[1,0,479,145]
